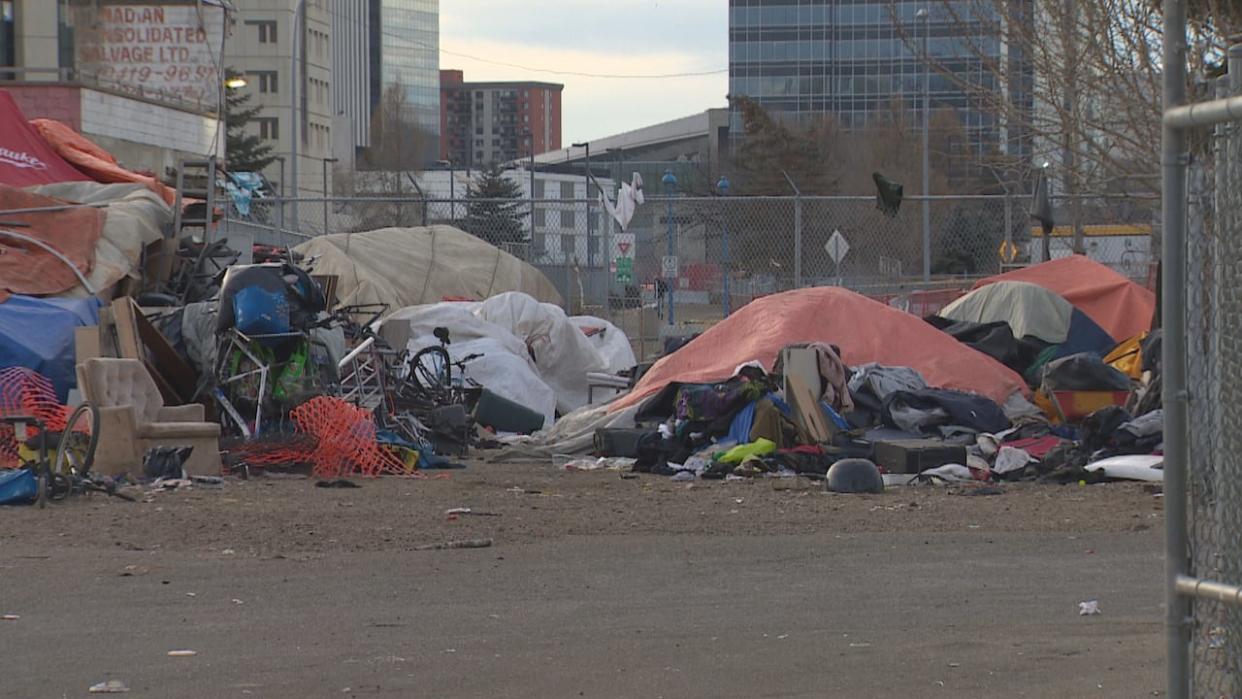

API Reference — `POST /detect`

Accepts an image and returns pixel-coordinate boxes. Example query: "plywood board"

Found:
[781,347,822,401]
[787,373,834,444]
[74,326,101,364]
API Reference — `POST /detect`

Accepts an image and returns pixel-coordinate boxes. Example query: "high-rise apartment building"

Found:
[439,69,563,168]
[369,0,440,149]
[727,0,1032,162]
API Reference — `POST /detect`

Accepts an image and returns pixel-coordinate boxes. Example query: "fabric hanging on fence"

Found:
[596,173,645,231]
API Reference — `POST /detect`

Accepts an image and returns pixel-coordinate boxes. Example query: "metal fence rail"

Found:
[1162,6,1242,697]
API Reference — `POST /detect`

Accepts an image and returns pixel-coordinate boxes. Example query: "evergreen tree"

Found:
[225,68,276,173]
[461,165,528,247]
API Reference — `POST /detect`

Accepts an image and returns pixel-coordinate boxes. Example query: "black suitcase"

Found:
[871,439,967,475]
[594,428,650,458]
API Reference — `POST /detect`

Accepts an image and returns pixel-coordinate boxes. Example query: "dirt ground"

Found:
[1,461,1168,697]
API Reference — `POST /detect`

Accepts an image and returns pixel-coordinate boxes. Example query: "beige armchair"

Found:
[77,358,221,477]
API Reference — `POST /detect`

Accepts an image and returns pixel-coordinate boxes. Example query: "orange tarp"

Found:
[0,185,105,301]
[612,286,1027,413]
[30,119,178,206]
[973,255,1155,342]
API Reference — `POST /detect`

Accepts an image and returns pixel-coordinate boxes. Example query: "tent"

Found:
[0,295,100,401]
[938,281,1116,358]
[293,225,562,310]
[973,255,1155,341]
[0,90,90,187]
[31,118,179,206]
[611,286,1027,412]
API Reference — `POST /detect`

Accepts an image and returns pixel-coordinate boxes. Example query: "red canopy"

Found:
[612,286,1027,412]
[0,90,89,187]
[973,255,1156,341]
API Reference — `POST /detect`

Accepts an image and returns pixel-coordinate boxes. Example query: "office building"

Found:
[727,0,1032,162]
[440,69,563,168]
[369,0,440,150]
[332,0,371,153]
[227,0,335,198]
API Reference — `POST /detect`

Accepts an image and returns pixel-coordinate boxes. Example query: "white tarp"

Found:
[570,315,637,374]
[381,292,635,421]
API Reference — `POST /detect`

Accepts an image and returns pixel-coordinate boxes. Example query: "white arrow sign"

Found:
[825,229,850,264]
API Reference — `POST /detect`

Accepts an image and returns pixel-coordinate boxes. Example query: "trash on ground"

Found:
[1078,600,1101,616]
[88,680,130,693]
[414,538,494,551]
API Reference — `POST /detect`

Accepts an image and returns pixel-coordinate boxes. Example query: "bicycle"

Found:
[406,327,484,407]
[3,404,133,506]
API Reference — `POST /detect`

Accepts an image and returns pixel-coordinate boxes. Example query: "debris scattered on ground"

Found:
[316,479,360,489]
[414,538,494,551]
[1078,600,1101,616]
[88,679,130,693]
[167,649,198,657]
[1,614,19,621]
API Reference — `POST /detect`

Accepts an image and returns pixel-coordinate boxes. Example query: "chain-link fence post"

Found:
[793,193,803,288]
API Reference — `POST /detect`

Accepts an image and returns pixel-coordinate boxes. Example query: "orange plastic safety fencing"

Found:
[228,396,415,479]
[0,368,72,467]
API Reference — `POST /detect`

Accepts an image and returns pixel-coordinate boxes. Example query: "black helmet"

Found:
[826,458,884,494]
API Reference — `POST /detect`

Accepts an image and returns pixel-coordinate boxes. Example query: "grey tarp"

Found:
[292,225,562,310]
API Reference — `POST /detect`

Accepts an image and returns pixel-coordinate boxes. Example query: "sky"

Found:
[440,0,729,146]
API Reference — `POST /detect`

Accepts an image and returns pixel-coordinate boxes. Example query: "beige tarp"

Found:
[292,225,562,309]
[31,182,170,300]
[938,280,1073,344]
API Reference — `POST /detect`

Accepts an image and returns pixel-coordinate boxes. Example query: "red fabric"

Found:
[0,185,104,297]
[611,287,1028,413]
[973,255,1155,341]
[0,91,89,187]
[29,118,178,206]
[1005,436,1063,459]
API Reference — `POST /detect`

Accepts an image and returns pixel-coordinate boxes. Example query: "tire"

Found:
[54,403,100,479]
[408,346,452,398]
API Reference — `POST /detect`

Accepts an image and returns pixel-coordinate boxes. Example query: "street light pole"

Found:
[717,175,732,317]
[917,7,931,282]
[572,141,593,304]
[662,169,677,326]
[289,0,307,233]
[321,157,337,235]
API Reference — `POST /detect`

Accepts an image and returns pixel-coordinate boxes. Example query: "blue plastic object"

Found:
[0,468,37,505]
[232,286,290,336]
[0,295,100,401]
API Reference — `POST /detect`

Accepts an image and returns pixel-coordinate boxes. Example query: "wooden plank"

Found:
[786,374,834,444]
[781,347,823,401]
[131,301,197,404]
[74,326,101,364]
[109,297,143,361]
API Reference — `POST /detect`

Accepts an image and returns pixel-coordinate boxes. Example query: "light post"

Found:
[662,169,677,326]
[916,7,931,282]
[572,141,593,303]
[437,159,455,220]
[289,0,307,233]
[321,157,337,235]
[717,175,732,317]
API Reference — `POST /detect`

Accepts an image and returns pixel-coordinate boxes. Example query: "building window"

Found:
[256,117,279,140]
[0,1,13,68]
[532,180,545,198]
[475,127,483,135]
[255,71,278,94]
[533,208,546,227]
[560,181,574,198]
[560,234,575,259]
[560,209,575,228]
[532,232,546,256]
[588,236,600,257]
[246,20,277,44]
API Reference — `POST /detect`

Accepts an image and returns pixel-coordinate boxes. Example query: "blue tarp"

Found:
[0,295,100,401]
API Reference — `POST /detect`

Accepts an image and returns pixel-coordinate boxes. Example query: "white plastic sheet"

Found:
[570,315,637,374]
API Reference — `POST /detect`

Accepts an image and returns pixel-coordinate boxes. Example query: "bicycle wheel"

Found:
[53,403,100,479]
[409,346,452,397]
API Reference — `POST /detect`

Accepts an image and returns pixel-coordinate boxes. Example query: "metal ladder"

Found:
[172,155,218,240]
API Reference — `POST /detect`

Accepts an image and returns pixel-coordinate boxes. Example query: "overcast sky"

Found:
[440,1,728,146]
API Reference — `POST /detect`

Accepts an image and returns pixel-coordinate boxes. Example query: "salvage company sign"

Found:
[74,4,226,109]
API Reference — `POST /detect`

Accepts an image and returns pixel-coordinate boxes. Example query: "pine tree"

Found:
[461,165,528,247]
[225,68,276,173]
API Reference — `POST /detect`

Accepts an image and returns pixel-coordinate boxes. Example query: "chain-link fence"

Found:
[1162,31,1242,699]
[220,191,1156,360]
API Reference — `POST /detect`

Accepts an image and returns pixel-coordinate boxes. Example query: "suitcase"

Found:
[871,439,967,475]
[594,428,650,458]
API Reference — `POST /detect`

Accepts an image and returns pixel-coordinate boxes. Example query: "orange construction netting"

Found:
[0,367,72,467]
[229,396,415,479]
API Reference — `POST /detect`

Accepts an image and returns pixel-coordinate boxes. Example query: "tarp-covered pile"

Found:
[293,226,563,309]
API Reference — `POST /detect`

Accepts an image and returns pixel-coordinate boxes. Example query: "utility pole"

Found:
[289,0,306,233]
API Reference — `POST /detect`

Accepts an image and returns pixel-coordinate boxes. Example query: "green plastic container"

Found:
[473,389,546,434]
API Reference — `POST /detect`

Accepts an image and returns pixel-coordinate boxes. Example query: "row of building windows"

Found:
[731,72,996,99]
[245,19,277,44]
[729,2,994,27]
[730,37,994,62]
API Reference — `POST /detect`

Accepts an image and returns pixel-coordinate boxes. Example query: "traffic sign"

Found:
[662,255,679,277]
[998,239,1019,263]
[825,229,850,264]
[618,241,632,256]
[615,257,634,283]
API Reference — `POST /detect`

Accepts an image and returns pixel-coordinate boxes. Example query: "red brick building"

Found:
[440,69,562,168]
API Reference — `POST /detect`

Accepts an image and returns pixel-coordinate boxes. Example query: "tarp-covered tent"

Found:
[0,90,90,187]
[938,280,1116,358]
[294,226,562,310]
[612,286,1027,412]
[31,118,179,206]
[0,295,100,401]
[0,185,105,302]
[973,255,1155,341]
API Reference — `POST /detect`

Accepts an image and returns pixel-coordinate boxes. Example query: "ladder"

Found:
[172,156,218,241]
